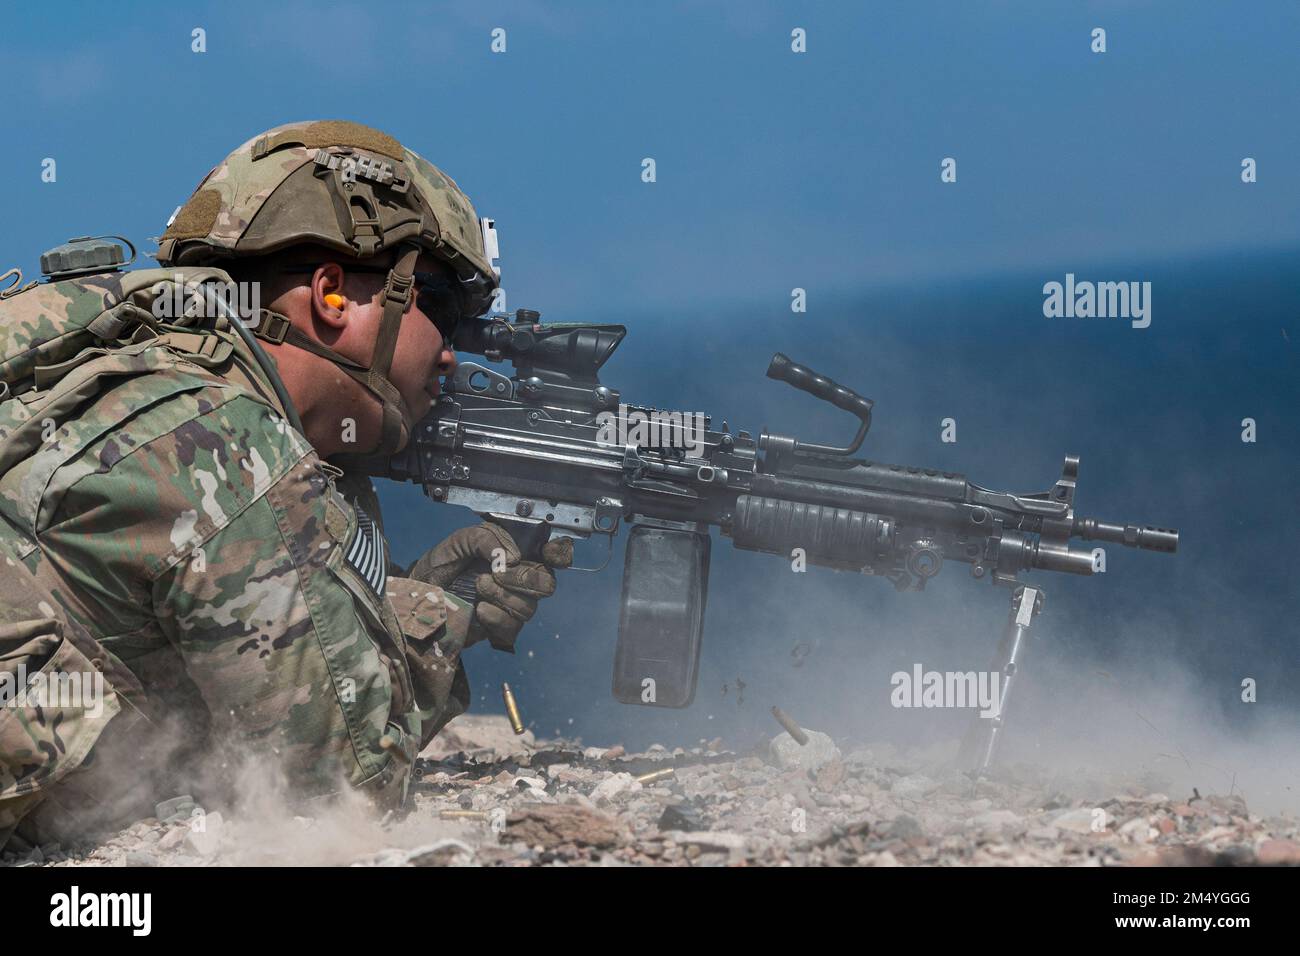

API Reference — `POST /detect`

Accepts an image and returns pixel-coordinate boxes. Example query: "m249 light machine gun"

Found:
[369,310,1179,769]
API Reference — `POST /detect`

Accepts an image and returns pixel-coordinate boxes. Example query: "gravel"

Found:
[5,715,1296,868]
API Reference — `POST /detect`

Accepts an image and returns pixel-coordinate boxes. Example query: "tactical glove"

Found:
[408,522,573,652]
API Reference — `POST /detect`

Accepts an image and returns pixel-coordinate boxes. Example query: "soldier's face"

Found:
[347,253,458,442]
[389,255,460,426]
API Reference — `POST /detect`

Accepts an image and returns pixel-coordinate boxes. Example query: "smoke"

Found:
[187,753,445,866]
[32,708,476,864]
[513,529,1300,820]
[164,738,488,867]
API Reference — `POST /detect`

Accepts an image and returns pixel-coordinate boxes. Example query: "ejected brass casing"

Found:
[502,682,525,735]
[635,768,676,785]
[771,706,809,746]
[439,810,489,820]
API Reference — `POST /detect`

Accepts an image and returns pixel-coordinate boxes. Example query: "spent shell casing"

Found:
[502,682,525,735]
[634,768,676,785]
[771,706,809,746]
[439,810,489,820]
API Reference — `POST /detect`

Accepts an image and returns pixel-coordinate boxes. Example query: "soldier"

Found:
[0,120,570,848]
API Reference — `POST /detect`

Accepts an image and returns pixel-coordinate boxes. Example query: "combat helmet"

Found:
[156,120,500,454]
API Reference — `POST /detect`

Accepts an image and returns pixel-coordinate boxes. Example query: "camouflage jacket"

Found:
[0,297,471,846]
[0,528,150,851]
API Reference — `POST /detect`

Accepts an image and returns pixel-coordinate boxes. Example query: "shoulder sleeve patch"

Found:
[344,506,387,597]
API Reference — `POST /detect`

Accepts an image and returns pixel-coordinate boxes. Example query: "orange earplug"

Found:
[324,293,345,309]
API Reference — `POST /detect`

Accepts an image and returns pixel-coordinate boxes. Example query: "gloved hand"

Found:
[408,522,573,652]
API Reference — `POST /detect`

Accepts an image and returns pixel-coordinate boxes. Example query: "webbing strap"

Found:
[248,243,420,455]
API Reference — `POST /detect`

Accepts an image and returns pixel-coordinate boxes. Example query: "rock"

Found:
[843,749,877,768]
[814,758,845,790]
[1133,846,1226,866]
[505,804,628,849]
[1199,826,1238,843]
[668,831,748,853]
[563,793,598,810]
[1051,808,1106,834]
[658,803,706,832]
[886,815,923,840]
[1118,817,1155,843]
[154,795,196,825]
[1216,845,1256,866]
[970,810,1022,831]
[420,714,535,760]
[1257,839,1300,865]
[1041,792,1071,811]
[770,730,840,772]
[1205,794,1248,818]
[891,774,938,799]
[405,840,476,867]
[157,828,188,851]
[591,773,641,803]
[182,812,224,857]
[20,731,1293,870]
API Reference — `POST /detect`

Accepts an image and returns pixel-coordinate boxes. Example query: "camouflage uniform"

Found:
[0,118,519,846]
[0,527,149,850]
[0,282,475,846]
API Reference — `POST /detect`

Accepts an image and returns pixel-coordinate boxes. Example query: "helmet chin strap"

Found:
[251,243,422,456]
[360,243,420,455]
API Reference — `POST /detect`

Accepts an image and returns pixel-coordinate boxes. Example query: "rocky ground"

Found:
[5,715,1298,867]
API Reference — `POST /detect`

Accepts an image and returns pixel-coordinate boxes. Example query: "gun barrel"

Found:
[1073,518,1178,553]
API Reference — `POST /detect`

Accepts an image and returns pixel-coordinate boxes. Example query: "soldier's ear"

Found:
[311,263,349,329]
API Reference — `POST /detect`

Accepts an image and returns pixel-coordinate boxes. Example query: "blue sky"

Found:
[3,2,1297,767]
[3,1,1299,313]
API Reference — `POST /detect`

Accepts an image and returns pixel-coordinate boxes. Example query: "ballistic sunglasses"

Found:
[278,263,465,343]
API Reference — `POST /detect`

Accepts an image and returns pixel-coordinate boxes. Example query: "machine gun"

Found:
[366,309,1179,769]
